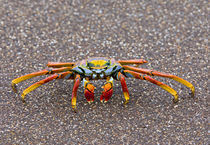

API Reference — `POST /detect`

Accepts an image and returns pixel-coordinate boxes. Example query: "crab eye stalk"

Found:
[105,61,110,66]
[87,62,94,68]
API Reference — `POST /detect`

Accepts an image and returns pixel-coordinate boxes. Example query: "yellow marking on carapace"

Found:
[89,60,108,69]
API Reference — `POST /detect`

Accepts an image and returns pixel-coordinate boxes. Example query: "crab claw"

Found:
[100,82,113,103]
[84,83,95,103]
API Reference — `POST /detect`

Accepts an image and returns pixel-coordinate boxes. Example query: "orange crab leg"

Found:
[118,59,147,65]
[83,78,95,103]
[12,67,72,93]
[71,74,81,110]
[123,65,195,97]
[117,72,130,104]
[124,70,179,103]
[21,72,73,102]
[47,62,75,68]
[100,77,114,103]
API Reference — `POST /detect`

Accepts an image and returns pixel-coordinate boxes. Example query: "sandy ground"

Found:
[0,0,208,144]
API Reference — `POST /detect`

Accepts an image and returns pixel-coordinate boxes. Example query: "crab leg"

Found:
[12,67,72,93]
[100,77,114,103]
[21,72,73,102]
[118,59,147,65]
[47,62,75,68]
[83,78,95,103]
[71,74,81,110]
[116,72,130,104]
[123,70,179,103]
[123,65,195,97]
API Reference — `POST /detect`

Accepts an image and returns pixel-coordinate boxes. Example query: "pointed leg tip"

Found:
[190,89,195,98]
[173,98,178,103]
[11,83,18,93]
[73,109,77,113]
[124,100,129,105]
[21,98,26,103]
[21,93,26,103]
[72,106,77,113]
[172,92,179,103]
[190,92,195,98]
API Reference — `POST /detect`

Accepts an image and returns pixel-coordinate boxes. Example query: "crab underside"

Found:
[12,57,195,111]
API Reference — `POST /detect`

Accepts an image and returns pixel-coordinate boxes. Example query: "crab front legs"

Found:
[117,72,130,104]
[71,74,81,110]
[100,77,114,103]
[83,78,95,103]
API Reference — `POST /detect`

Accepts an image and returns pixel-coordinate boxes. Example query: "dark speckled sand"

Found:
[0,0,208,144]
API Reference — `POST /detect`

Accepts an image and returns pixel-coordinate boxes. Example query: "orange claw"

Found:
[84,83,95,103]
[100,77,114,103]
[100,83,113,103]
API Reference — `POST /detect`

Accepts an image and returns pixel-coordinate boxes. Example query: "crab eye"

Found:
[105,61,110,66]
[87,62,94,68]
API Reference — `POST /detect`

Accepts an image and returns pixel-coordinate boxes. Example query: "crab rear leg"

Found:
[12,67,72,93]
[124,70,178,103]
[47,62,75,68]
[117,72,130,104]
[83,78,95,103]
[100,77,114,103]
[21,71,73,102]
[118,59,147,65]
[123,65,195,97]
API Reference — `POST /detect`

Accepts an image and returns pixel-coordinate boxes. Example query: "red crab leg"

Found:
[47,62,75,68]
[83,78,95,103]
[117,72,130,104]
[12,67,72,93]
[21,72,73,102]
[100,77,114,103]
[71,74,81,110]
[118,59,147,65]
[123,65,195,97]
[123,70,178,102]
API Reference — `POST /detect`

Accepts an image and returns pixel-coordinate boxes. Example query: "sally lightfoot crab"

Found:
[12,57,195,110]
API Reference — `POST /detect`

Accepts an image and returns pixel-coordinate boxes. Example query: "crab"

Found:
[12,57,195,110]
